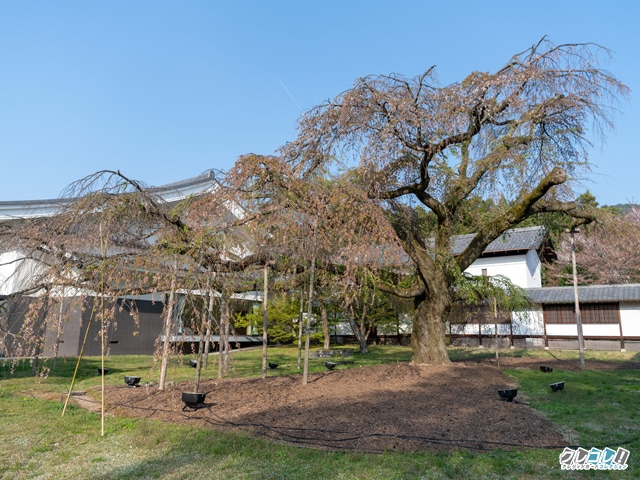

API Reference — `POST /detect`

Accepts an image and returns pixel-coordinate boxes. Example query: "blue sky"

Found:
[1,1,638,205]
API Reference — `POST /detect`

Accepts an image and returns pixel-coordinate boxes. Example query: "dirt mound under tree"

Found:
[84,358,625,453]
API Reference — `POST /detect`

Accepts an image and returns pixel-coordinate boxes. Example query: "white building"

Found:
[444,228,640,351]
[456,227,547,289]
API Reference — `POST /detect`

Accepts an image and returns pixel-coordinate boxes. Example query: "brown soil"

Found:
[71,356,637,454]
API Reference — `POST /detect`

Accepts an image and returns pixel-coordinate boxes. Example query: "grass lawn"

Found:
[1,346,638,479]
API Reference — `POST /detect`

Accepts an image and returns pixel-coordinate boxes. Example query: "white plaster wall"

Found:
[484,324,512,335]
[335,321,354,335]
[0,251,20,295]
[581,324,621,337]
[525,249,542,287]
[480,323,500,335]
[0,250,46,296]
[620,302,640,336]
[511,309,544,335]
[545,324,578,336]
[448,323,512,335]
[465,253,541,288]
[449,324,466,335]
[450,324,477,335]
[448,309,544,336]
[547,322,624,338]
[378,314,413,335]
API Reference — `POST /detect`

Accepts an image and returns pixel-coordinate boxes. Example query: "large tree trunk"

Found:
[410,293,451,365]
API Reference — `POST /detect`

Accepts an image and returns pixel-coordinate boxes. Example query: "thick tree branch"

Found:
[372,275,425,298]
[456,167,568,271]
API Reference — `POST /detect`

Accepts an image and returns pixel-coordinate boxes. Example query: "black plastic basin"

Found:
[498,388,518,401]
[182,392,206,410]
[124,376,141,387]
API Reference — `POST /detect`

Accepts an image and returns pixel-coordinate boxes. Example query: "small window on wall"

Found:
[543,303,619,324]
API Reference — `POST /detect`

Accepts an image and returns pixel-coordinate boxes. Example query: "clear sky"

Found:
[1,1,637,205]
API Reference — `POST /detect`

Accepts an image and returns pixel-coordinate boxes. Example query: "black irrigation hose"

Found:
[94,397,640,453]
[185,406,569,452]
[106,399,545,451]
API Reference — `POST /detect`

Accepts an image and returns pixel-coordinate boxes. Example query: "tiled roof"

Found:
[452,226,547,256]
[362,226,548,267]
[0,171,222,223]
[526,284,640,303]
